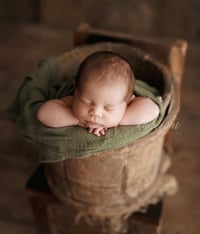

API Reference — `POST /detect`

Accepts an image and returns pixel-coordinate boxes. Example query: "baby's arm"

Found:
[37,96,79,127]
[120,96,159,126]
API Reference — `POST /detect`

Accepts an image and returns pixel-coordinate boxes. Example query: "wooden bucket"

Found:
[45,42,179,217]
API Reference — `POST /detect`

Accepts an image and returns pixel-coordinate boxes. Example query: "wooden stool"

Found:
[26,165,163,234]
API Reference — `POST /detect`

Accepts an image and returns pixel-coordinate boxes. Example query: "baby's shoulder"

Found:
[61,96,73,107]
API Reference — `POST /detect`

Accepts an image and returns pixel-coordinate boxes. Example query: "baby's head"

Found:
[75,51,135,102]
[73,51,135,129]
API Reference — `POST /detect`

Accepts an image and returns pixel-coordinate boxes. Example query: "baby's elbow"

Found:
[36,101,55,125]
[148,103,160,122]
[36,104,47,124]
[140,100,160,124]
[37,106,58,127]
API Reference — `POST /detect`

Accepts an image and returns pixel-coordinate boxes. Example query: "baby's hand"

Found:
[88,127,108,137]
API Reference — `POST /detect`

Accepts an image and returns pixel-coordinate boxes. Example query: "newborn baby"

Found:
[37,51,159,136]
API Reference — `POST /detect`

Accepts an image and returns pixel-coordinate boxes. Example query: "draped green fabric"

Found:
[8,57,165,162]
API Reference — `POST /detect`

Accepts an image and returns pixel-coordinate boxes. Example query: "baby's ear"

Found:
[128,94,135,104]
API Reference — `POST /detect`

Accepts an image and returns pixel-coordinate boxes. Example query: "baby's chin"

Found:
[82,119,120,129]
[89,122,119,129]
[86,121,104,128]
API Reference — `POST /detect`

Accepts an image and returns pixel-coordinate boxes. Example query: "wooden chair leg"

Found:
[129,202,163,234]
[168,39,188,86]
[165,39,188,153]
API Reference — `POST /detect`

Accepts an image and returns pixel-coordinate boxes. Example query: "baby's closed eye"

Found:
[80,99,92,106]
[104,106,116,112]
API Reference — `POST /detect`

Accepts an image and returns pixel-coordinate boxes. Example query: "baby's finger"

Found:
[88,127,94,133]
[93,128,99,135]
[100,129,105,135]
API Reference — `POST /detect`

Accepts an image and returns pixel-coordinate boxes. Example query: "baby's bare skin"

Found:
[37,92,159,137]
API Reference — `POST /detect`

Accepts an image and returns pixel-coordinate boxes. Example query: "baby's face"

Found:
[72,81,127,129]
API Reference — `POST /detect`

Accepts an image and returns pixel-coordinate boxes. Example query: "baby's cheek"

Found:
[106,116,121,127]
[113,112,125,124]
[73,103,84,115]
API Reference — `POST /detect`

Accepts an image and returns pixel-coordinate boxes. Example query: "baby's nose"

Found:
[89,106,102,118]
